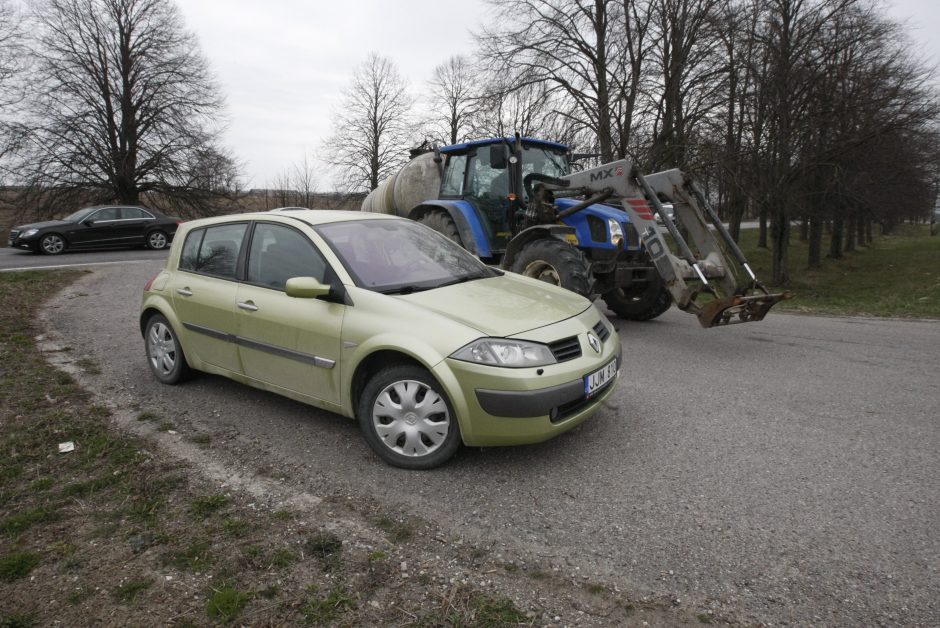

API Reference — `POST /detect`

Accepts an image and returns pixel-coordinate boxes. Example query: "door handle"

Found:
[176,288,193,296]
[237,301,258,312]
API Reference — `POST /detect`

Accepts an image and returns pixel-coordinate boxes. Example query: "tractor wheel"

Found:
[602,271,673,321]
[509,238,594,299]
[418,211,462,245]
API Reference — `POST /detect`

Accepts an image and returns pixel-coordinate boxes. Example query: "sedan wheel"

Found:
[146,230,169,250]
[39,233,66,255]
[358,365,461,469]
[145,314,190,384]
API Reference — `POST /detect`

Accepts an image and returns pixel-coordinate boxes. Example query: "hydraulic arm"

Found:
[540,161,790,327]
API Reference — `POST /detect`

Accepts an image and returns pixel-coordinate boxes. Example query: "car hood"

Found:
[397,273,591,337]
[13,219,72,231]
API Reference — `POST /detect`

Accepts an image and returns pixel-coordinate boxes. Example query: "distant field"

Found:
[736,224,940,319]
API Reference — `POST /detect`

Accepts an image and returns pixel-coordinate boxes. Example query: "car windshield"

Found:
[63,207,98,222]
[317,218,499,293]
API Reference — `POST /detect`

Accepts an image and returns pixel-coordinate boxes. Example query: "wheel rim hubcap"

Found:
[372,380,449,458]
[522,261,560,285]
[148,323,176,375]
[43,237,63,253]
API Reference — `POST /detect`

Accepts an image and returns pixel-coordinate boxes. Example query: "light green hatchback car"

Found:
[140,210,621,469]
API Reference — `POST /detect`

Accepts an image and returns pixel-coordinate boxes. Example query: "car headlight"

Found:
[451,338,557,367]
[608,218,624,247]
[21,228,39,238]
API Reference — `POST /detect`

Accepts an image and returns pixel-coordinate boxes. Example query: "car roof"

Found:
[182,209,399,229]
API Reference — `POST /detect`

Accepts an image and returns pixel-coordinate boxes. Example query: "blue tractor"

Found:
[362,136,672,321]
[362,136,787,326]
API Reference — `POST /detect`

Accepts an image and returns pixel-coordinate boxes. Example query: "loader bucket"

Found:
[695,290,792,328]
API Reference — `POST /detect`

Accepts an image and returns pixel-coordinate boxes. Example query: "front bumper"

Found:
[8,230,40,250]
[435,309,622,447]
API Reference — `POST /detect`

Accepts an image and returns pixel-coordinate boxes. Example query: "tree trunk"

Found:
[808,216,823,268]
[771,204,790,285]
[758,205,769,248]
[828,216,844,258]
[845,210,856,252]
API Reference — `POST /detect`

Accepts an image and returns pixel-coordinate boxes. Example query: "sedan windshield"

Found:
[317,219,499,293]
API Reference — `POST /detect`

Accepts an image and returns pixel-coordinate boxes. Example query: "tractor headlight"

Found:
[608,218,624,248]
[451,338,556,368]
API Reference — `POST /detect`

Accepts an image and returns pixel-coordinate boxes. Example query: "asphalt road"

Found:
[0,245,168,271]
[40,261,939,627]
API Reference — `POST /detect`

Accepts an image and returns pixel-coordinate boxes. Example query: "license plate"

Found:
[584,358,618,397]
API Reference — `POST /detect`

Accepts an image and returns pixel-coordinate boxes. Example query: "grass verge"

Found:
[736,224,940,318]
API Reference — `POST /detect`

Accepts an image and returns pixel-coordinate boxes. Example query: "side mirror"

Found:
[489,144,507,170]
[285,276,331,299]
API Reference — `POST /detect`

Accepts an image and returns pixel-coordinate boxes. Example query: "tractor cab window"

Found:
[465,150,510,200]
[520,146,569,185]
[440,154,467,197]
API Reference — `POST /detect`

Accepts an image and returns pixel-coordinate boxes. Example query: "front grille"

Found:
[551,378,614,423]
[593,320,610,342]
[623,222,638,248]
[548,336,581,362]
[9,229,19,244]
[587,215,606,243]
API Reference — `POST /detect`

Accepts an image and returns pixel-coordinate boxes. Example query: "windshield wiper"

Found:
[379,285,433,295]
[435,271,492,289]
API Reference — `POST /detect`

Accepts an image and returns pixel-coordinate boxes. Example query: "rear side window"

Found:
[178,223,247,279]
[122,207,153,219]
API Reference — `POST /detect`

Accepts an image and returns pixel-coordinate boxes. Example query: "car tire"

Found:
[509,238,595,300]
[146,230,169,250]
[417,210,462,246]
[358,364,461,470]
[39,233,66,255]
[144,314,191,384]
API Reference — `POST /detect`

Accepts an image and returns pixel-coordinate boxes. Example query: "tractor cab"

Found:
[438,138,570,253]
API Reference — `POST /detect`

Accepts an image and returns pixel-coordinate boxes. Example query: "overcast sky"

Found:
[173,0,940,190]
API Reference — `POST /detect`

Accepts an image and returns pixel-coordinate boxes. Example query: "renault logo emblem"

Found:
[587,332,601,354]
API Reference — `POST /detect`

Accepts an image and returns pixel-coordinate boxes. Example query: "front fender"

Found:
[341,332,474,438]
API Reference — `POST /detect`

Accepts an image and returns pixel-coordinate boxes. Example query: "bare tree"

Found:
[15,0,233,215]
[263,154,318,209]
[645,0,725,170]
[427,56,477,146]
[479,0,625,161]
[323,53,414,192]
[611,0,653,159]
[470,78,557,139]
[0,0,28,168]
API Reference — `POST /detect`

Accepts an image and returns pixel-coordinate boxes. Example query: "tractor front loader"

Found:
[536,162,790,327]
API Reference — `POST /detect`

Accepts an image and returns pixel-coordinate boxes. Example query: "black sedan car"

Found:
[8,205,181,255]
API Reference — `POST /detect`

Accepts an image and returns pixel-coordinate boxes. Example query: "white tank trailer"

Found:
[361,152,442,216]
